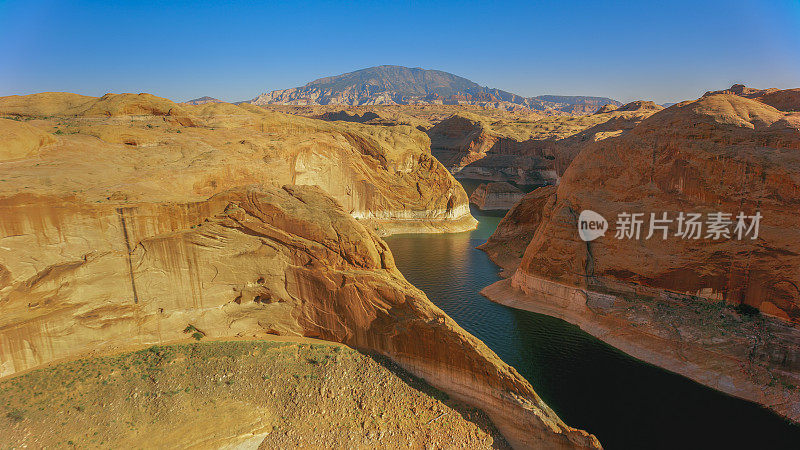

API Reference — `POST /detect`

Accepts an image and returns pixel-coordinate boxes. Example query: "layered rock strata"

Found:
[0,92,596,448]
[0,185,598,449]
[427,102,661,184]
[0,93,476,236]
[469,182,525,210]
[481,90,800,421]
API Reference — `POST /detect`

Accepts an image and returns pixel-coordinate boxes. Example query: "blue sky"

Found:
[1,0,798,103]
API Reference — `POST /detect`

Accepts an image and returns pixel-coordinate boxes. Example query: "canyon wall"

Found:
[469,182,525,211]
[516,93,800,317]
[0,185,598,449]
[427,103,660,184]
[481,89,800,421]
[0,93,476,236]
[0,93,600,448]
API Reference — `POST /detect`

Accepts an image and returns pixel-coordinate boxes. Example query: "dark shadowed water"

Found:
[384,205,800,450]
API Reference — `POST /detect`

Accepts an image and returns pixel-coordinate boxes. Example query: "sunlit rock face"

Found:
[515,92,800,321]
[478,185,557,275]
[426,103,660,185]
[479,88,800,423]
[0,92,475,235]
[469,182,525,211]
[0,92,598,449]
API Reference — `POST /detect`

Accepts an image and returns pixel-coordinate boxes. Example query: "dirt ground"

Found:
[0,339,510,449]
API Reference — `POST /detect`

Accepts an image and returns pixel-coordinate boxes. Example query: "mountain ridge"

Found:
[250,65,620,114]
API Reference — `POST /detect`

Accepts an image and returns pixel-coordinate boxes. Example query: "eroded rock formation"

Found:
[704,84,800,113]
[427,102,661,184]
[481,89,800,421]
[469,182,525,211]
[0,92,598,448]
[478,185,557,275]
[0,93,476,236]
[0,186,597,449]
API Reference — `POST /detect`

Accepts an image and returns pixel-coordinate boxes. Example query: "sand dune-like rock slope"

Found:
[705,84,800,113]
[0,118,55,160]
[0,93,475,235]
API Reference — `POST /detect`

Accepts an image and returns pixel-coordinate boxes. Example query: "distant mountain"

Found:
[182,96,222,105]
[249,65,619,114]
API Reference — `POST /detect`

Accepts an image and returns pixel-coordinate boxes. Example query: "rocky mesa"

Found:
[250,65,619,114]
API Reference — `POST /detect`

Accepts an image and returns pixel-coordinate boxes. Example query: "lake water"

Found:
[384,204,800,449]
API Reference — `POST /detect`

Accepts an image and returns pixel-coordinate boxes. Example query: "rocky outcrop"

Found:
[758,89,800,112]
[703,83,780,99]
[469,182,525,211]
[477,185,557,275]
[427,105,660,184]
[548,101,662,174]
[427,114,499,168]
[182,96,223,105]
[0,92,476,236]
[0,118,55,160]
[614,100,664,112]
[481,90,800,421]
[314,110,381,123]
[250,65,619,114]
[704,84,800,112]
[594,104,618,114]
[0,92,598,448]
[516,93,800,315]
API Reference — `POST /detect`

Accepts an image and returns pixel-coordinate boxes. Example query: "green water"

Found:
[384,205,800,449]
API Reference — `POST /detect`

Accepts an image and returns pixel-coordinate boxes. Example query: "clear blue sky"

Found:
[1,0,798,103]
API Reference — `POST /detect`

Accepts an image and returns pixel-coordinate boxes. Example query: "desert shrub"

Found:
[6,409,24,423]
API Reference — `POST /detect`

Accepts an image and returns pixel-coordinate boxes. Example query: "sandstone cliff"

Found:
[481,89,800,421]
[478,185,557,275]
[0,93,597,448]
[517,93,800,316]
[469,182,525,211]
[427,102,660,184]
[0,93,476,236]
[0,186,597,449]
